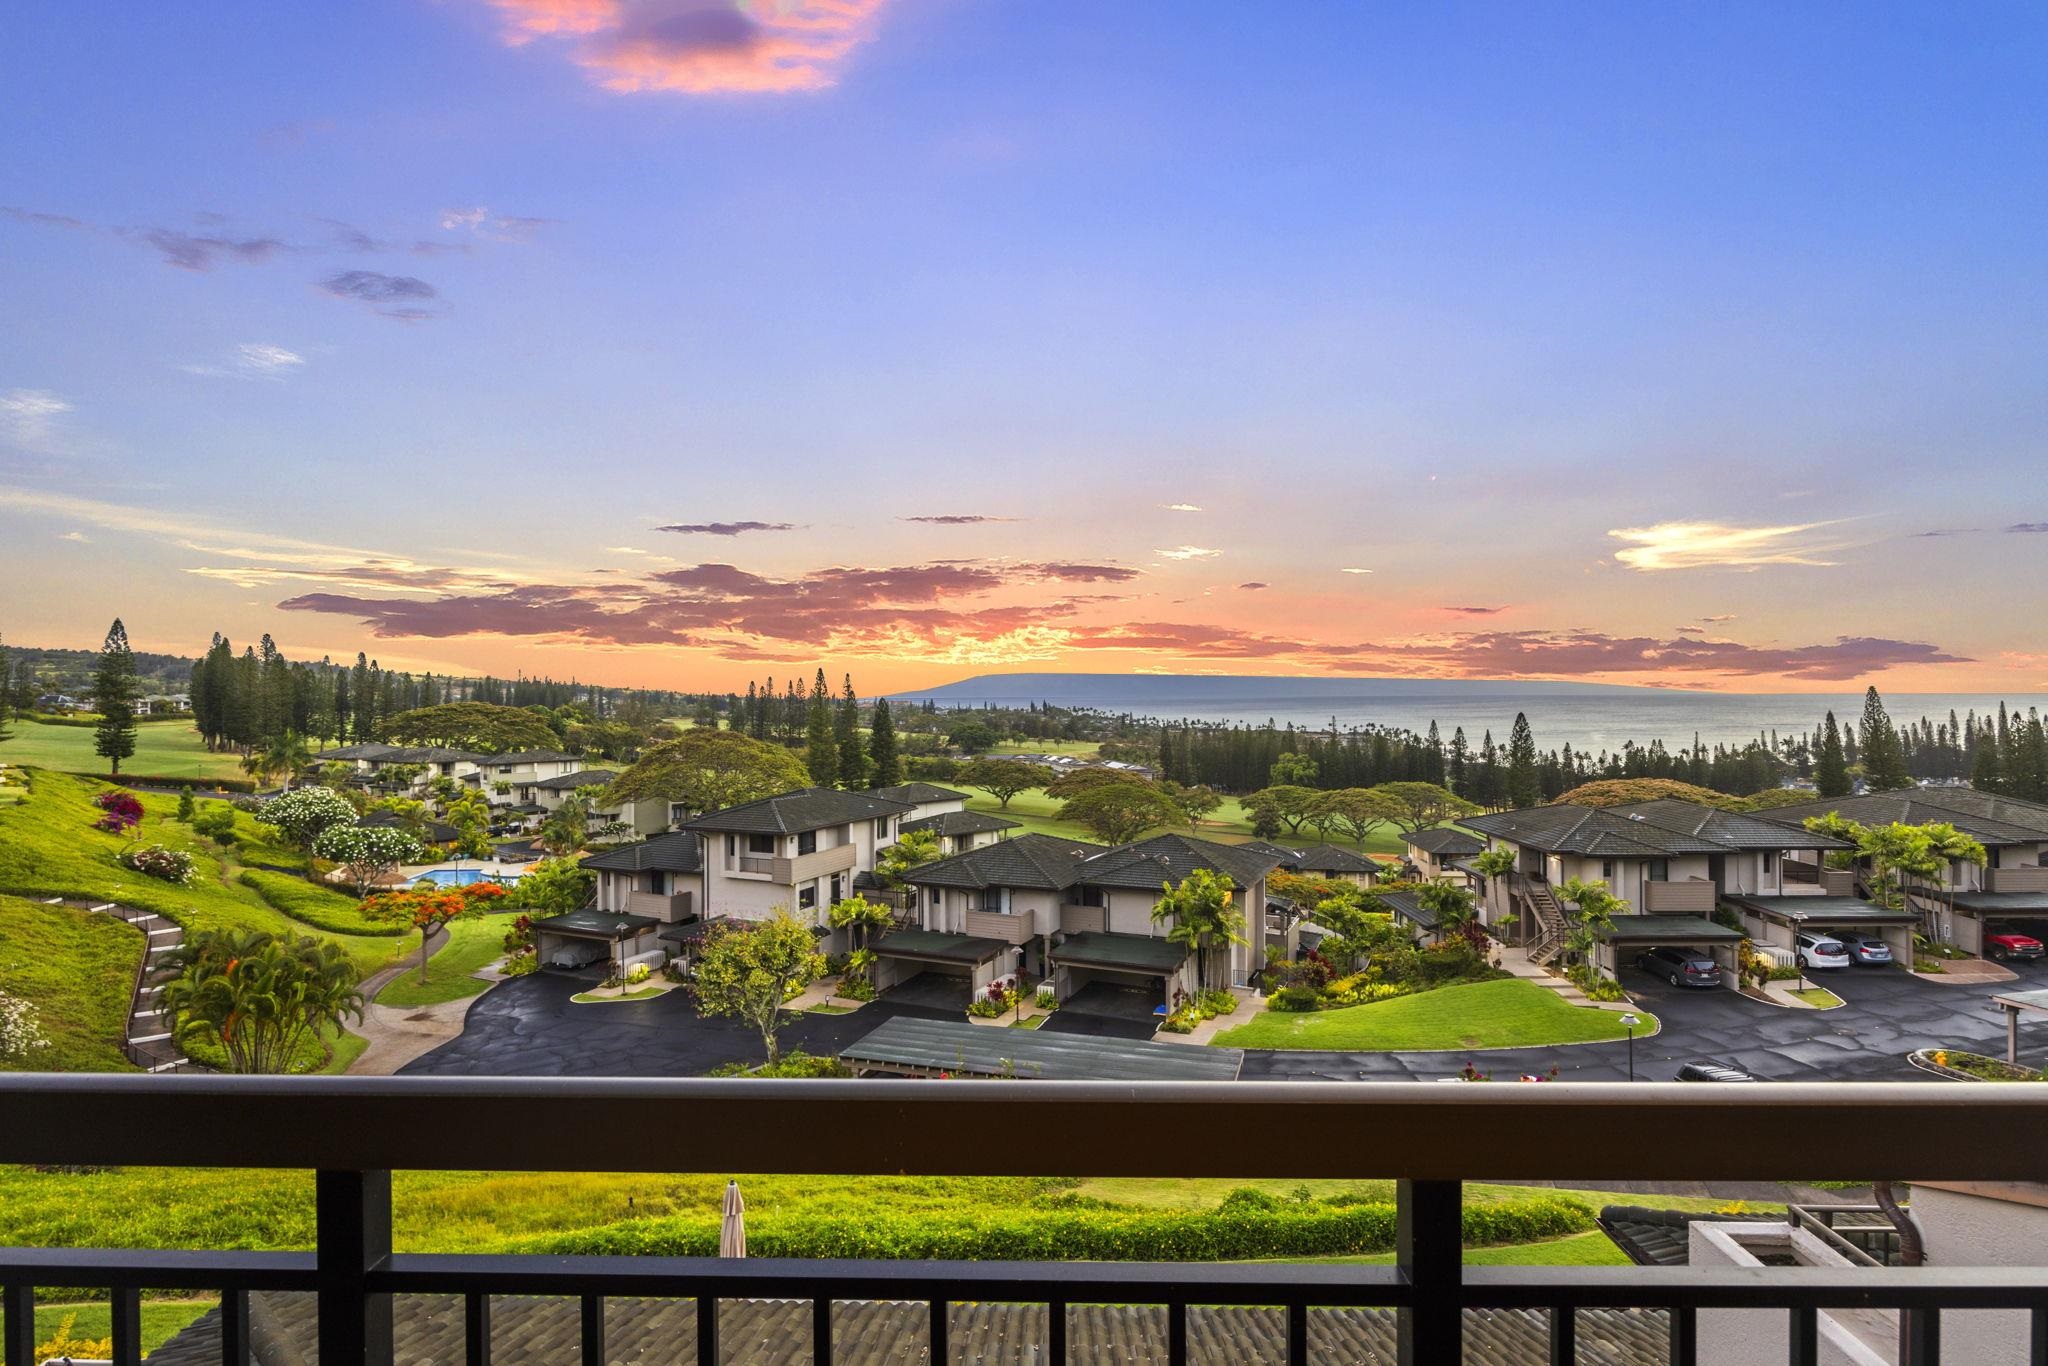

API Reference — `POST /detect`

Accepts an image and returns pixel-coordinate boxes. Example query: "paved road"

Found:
[404,958,2048,1080]
[1241,959,2048,1083]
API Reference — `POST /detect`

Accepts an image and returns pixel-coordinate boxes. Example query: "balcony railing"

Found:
[3,1077,2047,1366]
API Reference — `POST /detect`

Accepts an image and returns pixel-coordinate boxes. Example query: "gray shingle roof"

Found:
[1286,843,1381,875]
[531,768,617,791]
[683,786,914,835]
[481,749,580,765]
[1408,828,1485,857]
[1608,799,1850,851]
[1463,805,1727,859]
[1371,889,1438,929]
[580,831,703,874]
[1074,834,1284,891]
[900,810,1021,837]
[1757,791,2048,846]
[863,781,971,805]
[904,832,1108,891]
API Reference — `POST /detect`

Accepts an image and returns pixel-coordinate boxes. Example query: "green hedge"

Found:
[61,771,257,793]
[514,1195,1593,1262]
[236,869,407,936]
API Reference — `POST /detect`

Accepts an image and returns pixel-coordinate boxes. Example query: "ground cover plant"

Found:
[1214,978,1656,1051]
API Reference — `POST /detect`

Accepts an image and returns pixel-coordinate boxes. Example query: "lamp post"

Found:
[1619,1012,1640,1082]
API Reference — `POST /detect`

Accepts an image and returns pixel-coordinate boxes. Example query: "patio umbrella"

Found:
[718,1180,746,1259]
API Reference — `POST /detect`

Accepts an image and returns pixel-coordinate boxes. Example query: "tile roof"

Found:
[530,907,662,937]
[1598,1204,1752,1268]
[1074,833,1285,891]
[1724,895,1917,925]
[1371,890,1437,929]
[480,750,581,765]
[580,831,703,874]
[871,929,1007,965]
[900,810,1022,837]
[1608,799,1850,851]
[1756,790,2048,846]
[903,832,1108,891]
[682,786,914,835]
[1463,804,1724,859]
[1594,914,1745,943]
[845,1015,1240,1081]
[1407,827,1486,857]
[152,1291,1673,1366]
[1051,930,1189,973]
[863,781,972,805]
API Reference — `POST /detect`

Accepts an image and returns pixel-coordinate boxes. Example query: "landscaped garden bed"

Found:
[1908,1048,2044,1081]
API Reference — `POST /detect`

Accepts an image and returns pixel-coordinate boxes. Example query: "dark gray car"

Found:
[1634,945,1723,988]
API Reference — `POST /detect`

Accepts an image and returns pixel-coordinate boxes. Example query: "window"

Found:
[1647,859,1669,882]
[1073,886,1104,907]
[747,833,775,855]
[1989,846,2003,869]
[876,818,892,840]
[1763,851,1775,873]
[830,874,844,902]
[1600,860,1615,881]
[798,882,818,910]
[797,831,818,856]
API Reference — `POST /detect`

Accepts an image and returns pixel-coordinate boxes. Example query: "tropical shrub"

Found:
[191,801,239,845]
[1196,989,1237,1016]
[121,843,195,883]
[626,963,652,986]
[836,975,876,1002]
[706,1050,853,1078]
[313,823,427,896]
[504,858,594,917]
[258,786,358,853]
[1269,985,1321,1012]
[1034,985,1059,1010]
[153,928,366,1074]
[503,914,535,954]
[502,951,538,977]
[35,1314,114,1364]
[92,789,143,833]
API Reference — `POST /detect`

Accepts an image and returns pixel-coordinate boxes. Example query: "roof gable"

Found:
[683,786,916,835]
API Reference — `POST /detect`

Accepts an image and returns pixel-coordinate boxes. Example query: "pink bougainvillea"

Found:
[93,790,144,834]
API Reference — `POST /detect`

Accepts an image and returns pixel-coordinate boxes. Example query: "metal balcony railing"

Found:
[4,1077,2047,1366]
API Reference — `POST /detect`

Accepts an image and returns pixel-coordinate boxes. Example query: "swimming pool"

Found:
[413,868,493,887]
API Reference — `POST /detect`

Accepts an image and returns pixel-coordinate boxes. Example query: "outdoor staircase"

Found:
[1518,879,1571,968]
[51,897,192,1072]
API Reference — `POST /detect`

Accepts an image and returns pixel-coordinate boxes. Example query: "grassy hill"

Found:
[962,788,1408,855]
[0,715,246,782]
[0,894,142,1072]
[0,770,416,983]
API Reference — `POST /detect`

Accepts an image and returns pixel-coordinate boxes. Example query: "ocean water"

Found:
[893,677,2048,755]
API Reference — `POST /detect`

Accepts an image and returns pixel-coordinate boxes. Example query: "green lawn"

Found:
[1213,979,1657,1051]
[1073,1178,1762,1218]
[0,716,245,782]
[961,788,1406,855]
[0,894,142,1071]
[1790,987,1843,1008]
[1302,1230,1631,1267]
[34,1299,216,1356]
[375,913,521,1008]
[986,738,1102,757]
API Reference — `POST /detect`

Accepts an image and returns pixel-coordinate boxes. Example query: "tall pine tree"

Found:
[0,635,12,744]
[868,697,902,787]
[804,668,837,785]
[92,618,140,775]
[834,674,868,788]
[1858,687,1912,792]
[1505,712,1540,809]
[1814,710,1850,797]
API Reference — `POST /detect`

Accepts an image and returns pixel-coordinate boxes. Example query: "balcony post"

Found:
[1396,1179,1462,1365]
[316,1169,394,1365]
[3,1283,33,1366]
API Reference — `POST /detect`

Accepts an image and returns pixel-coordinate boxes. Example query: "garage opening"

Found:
[1595,914,1745,990]
[871,929,1009,1008]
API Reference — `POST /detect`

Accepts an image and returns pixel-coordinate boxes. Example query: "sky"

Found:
[3,1,2046,695]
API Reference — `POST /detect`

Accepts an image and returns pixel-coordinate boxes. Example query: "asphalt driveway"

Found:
[1240,964,2027,1083]
[404,959,2037,1082]
[400,972,958,1076]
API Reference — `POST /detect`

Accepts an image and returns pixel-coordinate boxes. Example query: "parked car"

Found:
[1985,932,2047,962]
[545,940,607,970]
[1676,1061,1757,1083]
[1633,945,1723,988]
[1829,930,1894,965]
[1794,932,1851,969]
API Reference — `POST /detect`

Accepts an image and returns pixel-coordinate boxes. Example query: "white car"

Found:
[1794,932,1852,970]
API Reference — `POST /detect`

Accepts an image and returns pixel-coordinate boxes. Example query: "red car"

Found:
[1985,932,2046,962]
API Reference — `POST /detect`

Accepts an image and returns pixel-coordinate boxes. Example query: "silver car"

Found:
[1829,930,1894,965]
[1794,931,1852,970]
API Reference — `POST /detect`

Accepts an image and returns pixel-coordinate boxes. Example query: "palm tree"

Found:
[1151,868,1247,993]
[154,928,365,1073]
[538,794,592,856]
[1417,880,1478,945]
[1919,822,1985,941]
[242,730,311,790]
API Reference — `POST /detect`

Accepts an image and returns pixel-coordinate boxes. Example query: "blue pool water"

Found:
[414,868,490,887]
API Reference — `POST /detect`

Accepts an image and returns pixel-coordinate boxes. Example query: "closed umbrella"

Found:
[718,1179,746,1259]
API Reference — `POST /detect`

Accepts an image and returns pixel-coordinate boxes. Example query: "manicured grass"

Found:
[238,867,404,936]
[986,738,1102,757]
[1300,1230,1631,1267]
[806,1003,855,1015]
[375,913,522,1008]
[0,716,245,781]
[571,986,665,1004]
[961,788,1405,854]
[34,1298,215,1356]
[1212,979,1658,1051]
[0,770,414,980]
[1007,1014,1047,1028]
[1790,987,1843,1008]
[1073,1178,1767,1219]
[0,894,142,1071]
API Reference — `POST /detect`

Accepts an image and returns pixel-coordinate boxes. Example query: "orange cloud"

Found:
[483,0,890,95]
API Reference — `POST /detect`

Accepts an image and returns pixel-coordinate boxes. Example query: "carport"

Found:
[1989,987,2048,1065]
[1050,932,1188,1010]
[870,928,1010,998]
[530,908,662,972]
[1595,915,1744,989]
[1725,895,1916,963]
[840,1015,1243,1080]
[1946,891,2048,957]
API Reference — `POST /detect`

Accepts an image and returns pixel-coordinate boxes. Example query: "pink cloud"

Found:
[483,0,890,95]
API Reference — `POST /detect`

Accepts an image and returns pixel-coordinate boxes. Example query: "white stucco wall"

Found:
[1690,1223,1892,1366]
[1910,1182,2048,1366]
